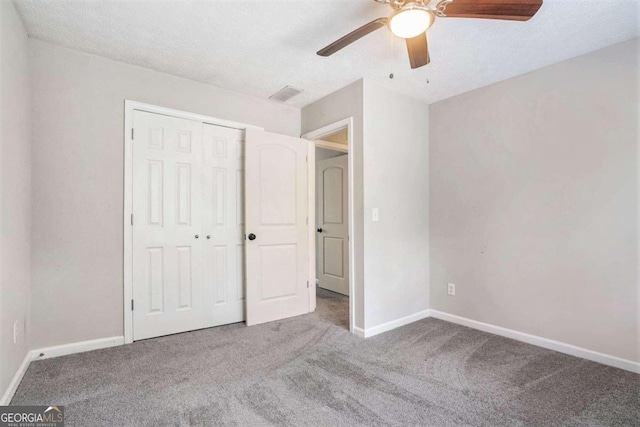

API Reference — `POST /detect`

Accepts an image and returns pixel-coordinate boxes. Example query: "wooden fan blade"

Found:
[406,32,430,69]
[317,17,388,56]
[436,0,543,21]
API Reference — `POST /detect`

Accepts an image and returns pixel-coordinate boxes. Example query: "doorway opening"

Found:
[302,119,355,333]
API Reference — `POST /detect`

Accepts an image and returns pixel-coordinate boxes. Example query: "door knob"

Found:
[206,235,211,239]
[248,233,256,241]
[317,228,323,233]
[195,235,199,239]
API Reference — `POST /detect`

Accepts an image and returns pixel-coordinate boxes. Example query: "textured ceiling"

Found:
[14,0,640,108]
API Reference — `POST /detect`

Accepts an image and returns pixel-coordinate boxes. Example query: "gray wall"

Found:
[430,39,639,362]
[362,81,430,330]
[0,0,31,398]
[302,80,365,329]
[303,79,430,332]
[29,40,301,348]
[315,147,345,162]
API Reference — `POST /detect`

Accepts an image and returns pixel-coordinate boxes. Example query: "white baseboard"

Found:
[430,310,640,374]
[1,336,125,405]
[352,326,365,338]
[30,336,124,361]
[363,309,431,338]
[0,352,31,405]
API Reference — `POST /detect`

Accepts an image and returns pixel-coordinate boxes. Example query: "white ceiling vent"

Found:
[269,86,304,103]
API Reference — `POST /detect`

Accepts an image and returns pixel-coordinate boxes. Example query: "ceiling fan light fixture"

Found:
[388,3,434,39]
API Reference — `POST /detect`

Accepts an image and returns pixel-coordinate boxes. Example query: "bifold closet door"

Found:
[202,124,246,327]
[132,111,204,341]
[132,113,309,338]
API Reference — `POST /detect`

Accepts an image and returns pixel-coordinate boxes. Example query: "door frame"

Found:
[302,117,355,334]
[123,100,263,344]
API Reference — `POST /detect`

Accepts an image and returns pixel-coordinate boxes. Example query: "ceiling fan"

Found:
[317,0,544,69]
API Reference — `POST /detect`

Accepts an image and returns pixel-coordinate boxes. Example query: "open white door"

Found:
[245,129,311,326]
[316,155,349,295]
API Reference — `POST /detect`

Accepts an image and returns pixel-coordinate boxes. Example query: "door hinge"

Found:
[306,155,308,163]
[131,128,134,140]
[131,299,134,311]
[307,280,309,288]
[130,214,134,226]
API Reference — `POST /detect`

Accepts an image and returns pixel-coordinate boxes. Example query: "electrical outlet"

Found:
[447,283,456,296]
[13,320,19,344]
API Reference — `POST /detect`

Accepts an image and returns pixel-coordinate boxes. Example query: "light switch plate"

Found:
[372,208,379,222]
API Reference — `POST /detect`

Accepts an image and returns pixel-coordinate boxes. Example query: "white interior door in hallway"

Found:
[132,110,245,340]
[245,129,314,326]
[316,155,349,296]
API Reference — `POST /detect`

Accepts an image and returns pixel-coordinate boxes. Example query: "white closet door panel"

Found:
[202,124,245,327]
[132,110,204,340]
